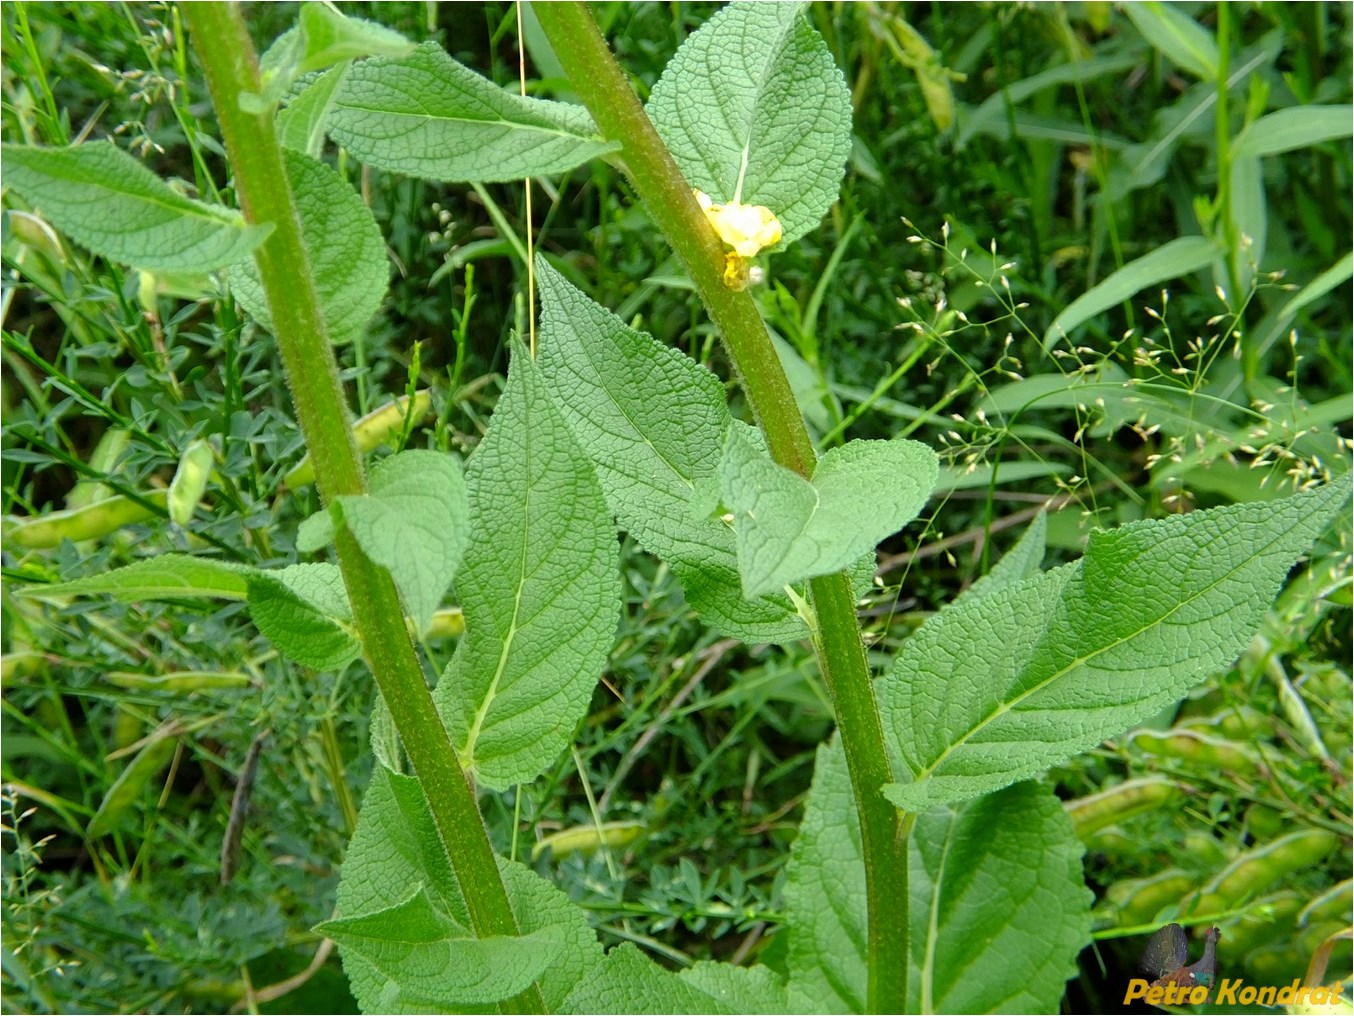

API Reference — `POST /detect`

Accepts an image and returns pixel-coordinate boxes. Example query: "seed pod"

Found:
[0,651,47,688]
[530,820,646,862]
[1298,880,1352,928]
[1198,830,1340,909]
[1099,869,1194,927]
[1220,891,1302,957]
[220,730,268,885]
[1130,728,1262,776]
[421,608,465,640]
[111,706,143,752]
[1181,830,1230,870]
[87,730,179,838]
[4,490,168,550]
[104,670,251,693]
[1065,776,1183,838]
[283,390,432,489]
[168,438,215,527]
[66,428,131,510]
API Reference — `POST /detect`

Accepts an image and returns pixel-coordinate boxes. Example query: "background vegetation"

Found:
[2,2,1349,1012]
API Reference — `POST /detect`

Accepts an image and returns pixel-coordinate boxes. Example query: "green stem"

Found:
[184,8,542,1013]
[533,5,907,1011]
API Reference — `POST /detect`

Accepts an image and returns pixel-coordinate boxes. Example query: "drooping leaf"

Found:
[18,554,254,602]
[278,65,351,157]
[1232,104,1354,159]
[335,449,468,636]
[782,739,1090,1014]
[319,887,562,1008]
[1,142,271,272]
[246,563,360,671]
[720,427,936,597]
[534,259,807,643]
[333,767,603,1013]
[880,483,1350,812]
[646,1,852,246]
[1043,236,1219,350]
[434,343,618,788]
[328,41,617,182]
[1124,2,1219,80]
[230,148,387,345]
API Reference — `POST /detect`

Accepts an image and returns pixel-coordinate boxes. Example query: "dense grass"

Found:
[2,2,1350,1012]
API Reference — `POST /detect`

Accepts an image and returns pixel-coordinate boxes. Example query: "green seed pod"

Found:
[111,706,143,752]
[1204,830,1340,908]
[1219,891,1302,958]
[1178,705,1270,741]
[168,438,215,527]
[422,608,465,640]
[283,390,433,489]
[1181,830,1230,870]
[87,731,179,838]
[1100,868,1195,927]
[104,670,252,692]
[1245,803,1287,840]
[1299,880,1352,928]
[1129,728,1262,776]
[1244,941,1308,986]
[530,820,646,862]
[66,428,131,510]
[1065,776,1183,838]
[4,490,168,550]
[0,651,47,688]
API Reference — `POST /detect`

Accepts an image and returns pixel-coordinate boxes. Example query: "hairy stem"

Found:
[185,7,541,1012]
[533,5,908,1011]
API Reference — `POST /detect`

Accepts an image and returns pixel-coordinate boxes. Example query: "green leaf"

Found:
[562,944,746,1015]
[960,511,1048,604]
[18,554,254,602]
[1124,2,1219,80]
[435,343,619,788]
[783,739,1090,1014]
[880,483,1350,812]
[335,449,468,637]
[1232,104,1354,159]
[1,143,270,272]
[679,962,789,1014]
[278,65,351,158]
[230,149,387,345]
[334,767,603,1013]
[319,886,561,1008]
[647,2,852,246]
[295,5,412,75]
[1043,236,1219,350]
[534,259,807,643]
[246,564,361,671]
[720,428,936,597]
[328,41,617,182]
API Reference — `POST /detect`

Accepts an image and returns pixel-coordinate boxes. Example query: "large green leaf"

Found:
[18,554,253,602]
[230,149,387,345]
[328,41,617,182]
[783,739,1090,1013]
[646,1,852,246]
[1124,2,1219,80]
[332,767,603,1013]
[720,427,935,597]
[881,483,1350,812]
[534,259,807,643]
[1232,104,1354,159]
[1,143,270,272]
[435,343,619,789]
[335,449,468,637]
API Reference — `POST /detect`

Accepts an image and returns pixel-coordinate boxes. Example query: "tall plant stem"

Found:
[533,5,907,1011]
[185,8,542,1012]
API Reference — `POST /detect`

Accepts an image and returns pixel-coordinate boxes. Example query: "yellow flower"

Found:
[693,189,783,258]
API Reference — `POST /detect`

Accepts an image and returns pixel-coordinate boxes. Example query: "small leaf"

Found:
[783,739,1089,1014]
[534,259,807,643]
[647,2,852,246]
[881,483,1350,812]
[333,767,603,1012]
[278,65,351,158]
[246,564,360,671]
[1,143,270,272]
[435,343,619,788]
[1232,104,1354,159]
[1043,235,1219,350]
[336,449,468,636]
[720,428,936,597]
[296,509,336,554]
[319,887,561,1007]
[230,149,387,345]
[296,5,412,75]
[1124,2,1219,80]
[18,554,253,602]
[328,41,617,182]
